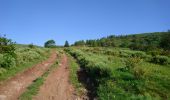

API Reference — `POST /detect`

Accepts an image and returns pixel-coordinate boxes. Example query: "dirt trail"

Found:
[33,54,76,100]
[0,51,57,100]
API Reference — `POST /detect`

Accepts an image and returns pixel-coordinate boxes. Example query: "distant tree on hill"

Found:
[44,40,56,48]
[64,40,69,47]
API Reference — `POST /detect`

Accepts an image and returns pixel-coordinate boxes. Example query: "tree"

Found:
[44,40,56,48]
[64,40,69,47]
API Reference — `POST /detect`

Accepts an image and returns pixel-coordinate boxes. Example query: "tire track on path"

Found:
[0,50,57,100]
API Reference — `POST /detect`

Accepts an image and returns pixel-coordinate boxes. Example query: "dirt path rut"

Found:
[0,51,57,100]
[33,54,75,100]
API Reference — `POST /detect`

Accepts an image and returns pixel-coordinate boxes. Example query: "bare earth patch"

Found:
[33,54,76,100]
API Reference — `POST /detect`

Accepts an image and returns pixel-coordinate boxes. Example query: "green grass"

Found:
[0,46,50,81]
[19,53,60,100]
[0,57,48,81]
[67,54,84,95]
[65,47,170,100]
[19,77,44,100]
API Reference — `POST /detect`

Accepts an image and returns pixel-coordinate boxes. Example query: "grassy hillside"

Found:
[65,47,170,99]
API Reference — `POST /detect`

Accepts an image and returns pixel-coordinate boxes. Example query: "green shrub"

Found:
[133,67,145,79]
[23,51,41,62]
[1,53,16,68]
[161,50,170,57]
[0,68,6,75]
[147,50,162,56]
[0,54,3,65]
[16,52,25,65]
[119,52,129,58]
[28,44,35,49]
[104,50,116,56]
[131,51,147,59]
[10,47,48,66]
[124,57,145,79]
[145,55,152,61]
[151,55,169,65]
[0,36,15,55]
[124,57,142,70]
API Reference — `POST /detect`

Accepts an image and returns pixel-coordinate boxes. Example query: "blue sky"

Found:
[0,0,170,46]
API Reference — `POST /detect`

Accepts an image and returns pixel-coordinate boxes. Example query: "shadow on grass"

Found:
[77,67,97,100]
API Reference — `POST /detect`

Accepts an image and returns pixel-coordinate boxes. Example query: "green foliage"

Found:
[44,39,56,48]
[68,55,84,95]
[160,32,170,50]
[0,35,15,55]
[64,40,69,47]
[124,57,145,79]
[151,55,169,65]
[66,47,170,99]
[0,43,50,80]
[73,32,169,52]
[147,50,162,56]
[28,43,35,49]
[124,57,142,71]
[0,54,3,65]
[74,40,85,46]
[0,53,16,69]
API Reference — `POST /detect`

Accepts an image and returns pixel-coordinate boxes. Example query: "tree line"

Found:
[73,31,170,51]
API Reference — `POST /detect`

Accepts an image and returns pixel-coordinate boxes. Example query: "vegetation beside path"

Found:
[68,54,85,96]
[0,37,50,81]
[65,47,170,100]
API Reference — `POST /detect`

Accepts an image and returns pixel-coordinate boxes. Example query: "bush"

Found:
[119,51,129,57]
[161,50,170,57]
[0,54,3,65]
[131,51,147,59]
[0,68,6,75]
[28,44,35,49]
[16,52,25,65]
[0,36,15,55]
[22,51,41,62]
[124,57,142,71]
[133,67,145,79]
[147,50,162,56]
[124,57,145,79]
[15,47,48,65]
[1,53,16,68]
[151,55,169,65]
[104,50,116,56]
